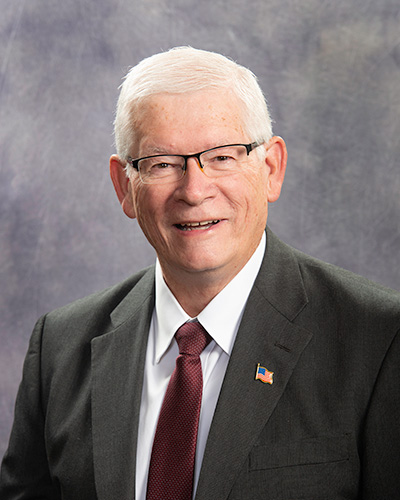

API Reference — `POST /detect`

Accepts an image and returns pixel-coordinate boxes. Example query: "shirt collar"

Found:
[154,232,266,363]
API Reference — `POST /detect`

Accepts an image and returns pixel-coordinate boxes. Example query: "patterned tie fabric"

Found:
[146,321,211,500]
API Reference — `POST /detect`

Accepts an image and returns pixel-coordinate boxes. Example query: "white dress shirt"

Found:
[135,233,266,500]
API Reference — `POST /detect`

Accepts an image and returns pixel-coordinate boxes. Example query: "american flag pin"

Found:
[255,363,274,385]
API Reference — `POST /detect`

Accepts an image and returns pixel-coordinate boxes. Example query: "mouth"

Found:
[174,220,221,231]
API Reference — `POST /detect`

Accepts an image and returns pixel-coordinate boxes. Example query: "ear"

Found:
[264,136,287,203]
[109,155,136,219]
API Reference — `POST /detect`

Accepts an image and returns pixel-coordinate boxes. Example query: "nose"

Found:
[183,154,204,174]
[174,157,216,205]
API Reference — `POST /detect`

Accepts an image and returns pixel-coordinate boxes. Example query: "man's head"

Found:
[114,46,273,170]
[110,47,287,314]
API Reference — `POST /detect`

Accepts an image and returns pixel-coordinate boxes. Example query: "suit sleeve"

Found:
[361,328,400,499]
[0,315,60,499]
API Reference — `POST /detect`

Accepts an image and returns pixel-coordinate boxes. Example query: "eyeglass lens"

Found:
[138,145,250,183]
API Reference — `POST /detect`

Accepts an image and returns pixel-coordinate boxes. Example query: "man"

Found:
[1,47,399,500]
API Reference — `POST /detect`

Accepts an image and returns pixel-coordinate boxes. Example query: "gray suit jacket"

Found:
[1,229,400,499]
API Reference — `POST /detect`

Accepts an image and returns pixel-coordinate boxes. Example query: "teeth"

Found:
[177,220,220,230]
[185,220,218,227]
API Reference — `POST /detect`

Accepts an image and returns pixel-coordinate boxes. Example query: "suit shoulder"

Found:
[41,265,155,340]
[291,245,400,317]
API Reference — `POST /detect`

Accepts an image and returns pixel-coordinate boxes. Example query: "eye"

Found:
[207,151,237,164]
[152,162,173,169]
[203,146,241,165]
[143,156,183,172]
[213,155,233,162]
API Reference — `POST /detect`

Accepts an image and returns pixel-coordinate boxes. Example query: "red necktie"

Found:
[146,321,211,500]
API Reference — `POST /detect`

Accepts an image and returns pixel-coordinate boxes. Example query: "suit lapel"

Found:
[90,268,155,500]
[195,230,313,500]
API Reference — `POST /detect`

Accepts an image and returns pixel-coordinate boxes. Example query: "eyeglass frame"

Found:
[126,141,262,183]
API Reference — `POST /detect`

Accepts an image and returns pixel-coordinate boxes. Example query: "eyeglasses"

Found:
[127,142,262,184]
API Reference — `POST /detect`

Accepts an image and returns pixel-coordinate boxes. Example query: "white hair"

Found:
[114,47,273,174]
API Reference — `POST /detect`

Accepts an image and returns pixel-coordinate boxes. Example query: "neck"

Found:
[161,266,243,318]
[157,233,265,317]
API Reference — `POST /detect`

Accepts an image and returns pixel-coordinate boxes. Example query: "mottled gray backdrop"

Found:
[1,0,399,457]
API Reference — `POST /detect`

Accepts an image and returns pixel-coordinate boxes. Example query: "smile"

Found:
[175,220,220,231]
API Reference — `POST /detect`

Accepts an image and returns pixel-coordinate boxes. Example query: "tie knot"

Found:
[175,321,211,356]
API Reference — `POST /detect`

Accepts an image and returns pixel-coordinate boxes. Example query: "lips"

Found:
[175,220,220,231]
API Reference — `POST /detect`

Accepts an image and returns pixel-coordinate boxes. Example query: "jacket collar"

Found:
[90,267,155,500]
[195,228,313,500]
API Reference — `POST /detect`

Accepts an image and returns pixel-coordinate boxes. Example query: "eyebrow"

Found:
[141,141,234,157]
[139,146,175,157]
[148,146,170,154]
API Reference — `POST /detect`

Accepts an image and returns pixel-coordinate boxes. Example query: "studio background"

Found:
[1,0,399,458]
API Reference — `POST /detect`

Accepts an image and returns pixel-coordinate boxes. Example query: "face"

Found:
[111,90,286,291]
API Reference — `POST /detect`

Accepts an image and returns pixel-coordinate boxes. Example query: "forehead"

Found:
[134,90,248,153]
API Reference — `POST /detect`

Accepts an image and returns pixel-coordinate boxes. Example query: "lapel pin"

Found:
[255,363,274,384]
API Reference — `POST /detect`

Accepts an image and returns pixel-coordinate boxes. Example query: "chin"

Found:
[170,251,219,270]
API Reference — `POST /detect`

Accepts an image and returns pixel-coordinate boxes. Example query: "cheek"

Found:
[242,173,270,224]
[133,186,168,235]
[132,182,152,216]
[131,185,152,227]
[233,169,269,213]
